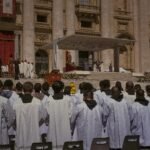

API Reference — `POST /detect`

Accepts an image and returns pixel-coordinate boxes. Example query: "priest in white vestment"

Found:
[131,89,150,147]
[145,85,150,101]
[123,81,136,104]
[0,95,9,144]
[107,86,132,149]
[45,81,72,150]
[1,79,20,137]
[19,60,24,78]
[71,90,109,150]
[23,60,28,78]
[13,82,47,150]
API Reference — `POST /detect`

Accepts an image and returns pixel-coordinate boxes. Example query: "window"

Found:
[81,20,92,28]
[37,14,47,23]
[35,50,49,75]
[79,0,90,5]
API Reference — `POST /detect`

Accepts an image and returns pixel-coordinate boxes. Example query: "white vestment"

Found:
[13,98,43,150]
[0,96,9,144]
[107,98,131,149]
[71,102,108,150]
[94,90,112,137]
[46,95,72,150]
[123,92,136,104]
[19,62,24,74]
[131,102,150,146]
[23,62,28,78]
[72,93,83,106]
[3,91,20,136]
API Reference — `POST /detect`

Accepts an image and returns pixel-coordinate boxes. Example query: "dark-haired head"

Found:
[23,82,33,93]
[16,82,23,92]
[52,81,64,94]
[42,82,49,92]
[4,79,13,90]
[82,82,94,94]
[115,81,123,92]
[99,79,110,91]
[146,85,150,97]
[64,86,71,95]
[136,89,145,100]
[134,84,141,92]
[83,91,93,101]
[126,81,135,95]
[111,86,122,101]
[34,83,42,93]
[0,80,3,93]
[0,80,3,88]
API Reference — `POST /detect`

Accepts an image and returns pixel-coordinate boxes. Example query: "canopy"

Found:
[41,34,134,51]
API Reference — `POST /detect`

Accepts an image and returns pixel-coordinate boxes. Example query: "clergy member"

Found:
[71,89,109,150]
[107,86,131,150]
[13,81,47,150]
[131,89,150,147]
[45,81,72,150]
[0,80,9,145]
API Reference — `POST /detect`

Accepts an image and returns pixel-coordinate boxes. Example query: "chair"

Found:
[122,135,140,150]
[0,135,15,150]
[31,142,52,150]
[90,137,109,150]
[63,141,83,150]
[0,144,14,150]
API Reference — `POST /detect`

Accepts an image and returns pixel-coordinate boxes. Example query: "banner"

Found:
[3,0,13,14]
[0,0,16,17]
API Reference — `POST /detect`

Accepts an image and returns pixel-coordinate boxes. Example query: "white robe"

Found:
[0,96,9,144]
[46,95,72,150]
[71,102,108,150]
[131,102,150,146]
[13,98,44,150]
[107,98,131,149]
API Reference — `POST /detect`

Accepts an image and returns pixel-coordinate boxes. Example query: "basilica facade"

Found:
[0,0,150,74]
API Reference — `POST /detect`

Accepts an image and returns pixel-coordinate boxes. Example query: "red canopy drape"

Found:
[0,32,14,65]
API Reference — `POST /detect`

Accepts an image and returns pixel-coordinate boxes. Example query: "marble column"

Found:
[52,0,64,72]
[22,0,35,63]
[66,0,77,64]
[101,0,113,71]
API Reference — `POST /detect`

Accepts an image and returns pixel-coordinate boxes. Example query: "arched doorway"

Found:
[116,32,135,71]
[35,50,49,75]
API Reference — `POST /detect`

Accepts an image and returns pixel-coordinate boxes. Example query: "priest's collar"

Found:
[101,89,111,96]
[135,98,149,106]
[22,93,33,103]
[84,100,97,110]
[53,92,64,100]
[112,94,123,102]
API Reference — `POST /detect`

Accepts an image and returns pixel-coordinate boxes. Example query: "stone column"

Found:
[132,0,141,72]
[22,0,35,63]
[52,0,64,72]
[14,31,19,60]
[101,0,113,71]
[66,0,77,64]
[114,47,120,72]
[137,0,150,72]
